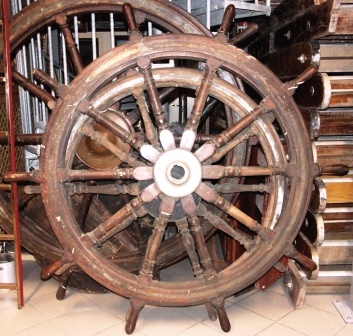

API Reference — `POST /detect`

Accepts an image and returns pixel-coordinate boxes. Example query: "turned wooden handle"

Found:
[230,23,258,45]
[123,3,138,32]
[40,259,66,280]
[285,245,317,272]
[320,164,349,176]
[219,5,235,35]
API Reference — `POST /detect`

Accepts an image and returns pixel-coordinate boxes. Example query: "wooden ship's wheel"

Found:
[36,5,318,329]
[2,1,337,333]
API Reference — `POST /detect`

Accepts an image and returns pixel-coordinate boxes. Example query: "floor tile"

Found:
[175,300,233,322]
[237,288,294,321]
[30,290,102,319]
[257,322,306,336]
[83,291,131,320]
[135,306,198,336]
[175,304,211,322]
[93,321,147,336]
[0,289,18,309]
[278,305,346,336]
[51,305,122,336]
[203,304,274,336]
[178,322,224,336]
[1,304,47,335]
[22,275,58,302]
[334,324,353,336]
[13,320,69,336]
[305,293,350,315]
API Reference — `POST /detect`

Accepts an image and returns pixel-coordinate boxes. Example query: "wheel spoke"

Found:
[65,182,139,196]
[179,129,197,151]
[12,70,57,110]
[175,219,202,278]
[195,182,276,243]
[81,104,166,164]
[195,97,275,162]
[195,182,256,229]
[180,194,198,217]
[188,214,216,278]
[80,195,145,248]
[132,166,153,181]
[137,56,168,131]
[197,204,254,250]
[81,103,145,150]
[131,81,159,148]
[159,129,176,152]
[139,196,175,284]
[71,180,158,250]
[77,181,96,231]
[33,69,69,100]
[55,14,84,74]
[214,182,273,194]
[204,131,251,164]
[202,165,286,179]
[180,196,217,278]
[56,167,134,182]
[184,58,221,133]
[94,207,148,248]
[180,58,220,150]
[139,144,161,163]
[123,3,143,42]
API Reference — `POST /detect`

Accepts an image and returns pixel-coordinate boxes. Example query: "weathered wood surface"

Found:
[255,40,353,80]
[273,1,339,50]
[319,43,353,72]
[295,75,353,109]
[248,0,339,59]
[335,4,353,35]
[300,108,353,138]
[319,108,353,136]
[322,206,353,221]
[317,240,353,264]
[255,0,353,298]
[314,141,353,167]
[258,40,319,80]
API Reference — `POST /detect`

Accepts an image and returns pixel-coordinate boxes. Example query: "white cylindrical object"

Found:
[0,253,16,284]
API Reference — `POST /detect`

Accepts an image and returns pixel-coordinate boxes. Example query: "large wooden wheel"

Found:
[40,31,314,332]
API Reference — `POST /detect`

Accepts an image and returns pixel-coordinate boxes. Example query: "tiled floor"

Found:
[1,253,353,336]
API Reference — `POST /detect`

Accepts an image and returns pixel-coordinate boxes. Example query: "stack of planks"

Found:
[247,0,353,305]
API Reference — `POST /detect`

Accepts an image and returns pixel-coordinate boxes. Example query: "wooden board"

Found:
[274,1,338,50]
[314,141,353,167]
[299,108,353,138]
[317,241,353,264]
[323,175,353,203]
[319,44,353,73]
[335,5,353,35]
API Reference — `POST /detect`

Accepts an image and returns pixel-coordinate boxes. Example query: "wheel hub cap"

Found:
[153,148,202,198]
